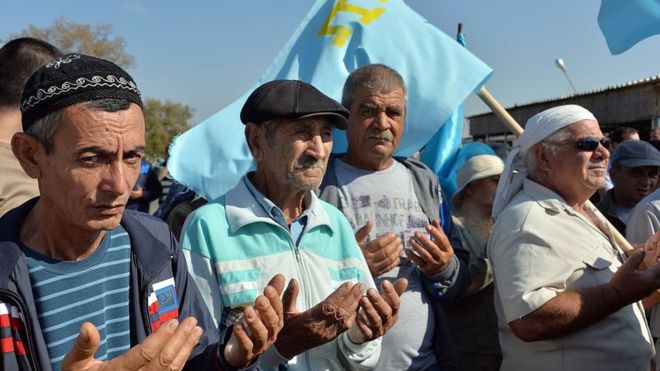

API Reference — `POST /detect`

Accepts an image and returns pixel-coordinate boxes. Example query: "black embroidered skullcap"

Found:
[20,53,142,130]
[240,80,349,129]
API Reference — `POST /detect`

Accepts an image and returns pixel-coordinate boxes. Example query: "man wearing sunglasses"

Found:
[597,140,660,235]
[489,105,660,371]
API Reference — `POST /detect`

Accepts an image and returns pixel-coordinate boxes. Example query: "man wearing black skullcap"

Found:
[179,79,407,370]
[1,53,284,371]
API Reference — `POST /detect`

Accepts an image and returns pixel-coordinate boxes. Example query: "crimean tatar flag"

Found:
[598,0,660,55]
[169,0,492,200]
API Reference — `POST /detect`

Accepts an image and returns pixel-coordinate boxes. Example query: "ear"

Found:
[245,123,263,161]
[535,144,554,175]
[11,133,45,179]
[463,183,474,197]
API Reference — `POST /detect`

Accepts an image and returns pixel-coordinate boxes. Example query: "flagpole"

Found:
[475,84,634,253]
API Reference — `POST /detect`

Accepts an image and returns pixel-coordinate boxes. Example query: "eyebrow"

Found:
[76,145,146,157]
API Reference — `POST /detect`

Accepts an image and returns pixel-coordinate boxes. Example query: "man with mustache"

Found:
[597,140,660,235]
[318,64,470,370]
[1,54,284,371]
[490,105,660,370]
[179,79,407,370]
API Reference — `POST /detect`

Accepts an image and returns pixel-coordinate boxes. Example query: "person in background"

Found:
[445,154,504,371]
[0,37,61,217]
[126,157,162,213]
[598,126,639,201]
[597,140,660,235]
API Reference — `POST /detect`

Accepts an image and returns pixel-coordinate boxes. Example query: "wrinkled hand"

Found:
[224,274,286,368]
[406,219,454,276]
[130,186,143,199]
[642,232,660,270]
[609,249,660,304]
[274,279,365,359]
[62,317,202,371]
[355,221,403,277]
[347,278,408,344]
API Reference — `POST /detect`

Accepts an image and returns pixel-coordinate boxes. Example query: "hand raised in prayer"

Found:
[355,220,403,277]
[62,317,202,371]
[223,274,286,367]
[346,278,408,344]
[406,219,454,277]
[274,279,365,359]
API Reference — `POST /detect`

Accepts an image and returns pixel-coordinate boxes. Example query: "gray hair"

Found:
[341,64,407,109]
[261,119,279,148]
[525,126,573,174]
[24,98,132,154]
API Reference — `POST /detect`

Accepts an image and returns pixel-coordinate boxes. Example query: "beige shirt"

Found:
[489,178,653,371]
[0,143,38,217]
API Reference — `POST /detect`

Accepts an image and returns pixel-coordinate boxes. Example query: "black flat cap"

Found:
[240,80,348,129]
[21,53,142,130]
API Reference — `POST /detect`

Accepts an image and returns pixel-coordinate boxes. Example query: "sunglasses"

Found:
[575,136,610,151]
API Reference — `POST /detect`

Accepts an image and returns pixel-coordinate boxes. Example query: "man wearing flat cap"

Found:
[1,53,284,371]
[180,79,407,370]
[597,139,660,235]
[489,104,660,370]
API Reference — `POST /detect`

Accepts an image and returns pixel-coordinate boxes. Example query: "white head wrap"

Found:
[491,105,597,218]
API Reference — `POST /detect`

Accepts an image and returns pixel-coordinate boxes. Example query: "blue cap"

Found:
[610,140,660,168]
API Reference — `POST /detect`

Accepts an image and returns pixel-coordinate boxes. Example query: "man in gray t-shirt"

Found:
[319,64,470,370]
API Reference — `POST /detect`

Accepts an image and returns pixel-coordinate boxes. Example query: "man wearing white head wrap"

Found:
[488,104,660,370]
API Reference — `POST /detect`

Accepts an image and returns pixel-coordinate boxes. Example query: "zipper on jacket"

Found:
[1,289,40,371]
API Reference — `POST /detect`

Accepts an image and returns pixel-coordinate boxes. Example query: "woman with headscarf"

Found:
[445,154,504,371]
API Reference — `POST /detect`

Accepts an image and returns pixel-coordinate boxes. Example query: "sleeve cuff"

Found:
[427,255,459,283]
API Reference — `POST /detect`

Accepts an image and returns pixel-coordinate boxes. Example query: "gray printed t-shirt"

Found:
[334,158,437,370]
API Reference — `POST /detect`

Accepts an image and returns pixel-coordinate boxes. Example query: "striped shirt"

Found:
[22,226,131,370]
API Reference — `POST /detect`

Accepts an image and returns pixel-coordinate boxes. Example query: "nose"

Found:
[594,142,610,160]
[373,111,391,130]
[307,134,327,159]
[100,160,130,196]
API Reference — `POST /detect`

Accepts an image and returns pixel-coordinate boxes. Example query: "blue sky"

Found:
[2,1,660,125]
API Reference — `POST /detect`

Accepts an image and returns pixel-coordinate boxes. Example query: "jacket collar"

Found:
[225,176,334,235]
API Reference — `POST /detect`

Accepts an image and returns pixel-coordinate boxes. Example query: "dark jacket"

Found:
[318,155,471,370]
[0,198,246,371]
[596,189,627,235]
[126,159,163,213]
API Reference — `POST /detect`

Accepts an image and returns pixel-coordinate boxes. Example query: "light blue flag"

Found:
[598,0,660,55]
[169,0,492,200]
[420,29,467,203]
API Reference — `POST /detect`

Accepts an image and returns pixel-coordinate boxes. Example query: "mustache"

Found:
[296,156,325,170]
[367,130,394,141]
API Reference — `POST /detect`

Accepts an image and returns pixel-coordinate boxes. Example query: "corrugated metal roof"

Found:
[517,74,660,106]
[470,74,660,118]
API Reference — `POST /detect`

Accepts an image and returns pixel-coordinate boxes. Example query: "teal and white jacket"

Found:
[180,176,380,371]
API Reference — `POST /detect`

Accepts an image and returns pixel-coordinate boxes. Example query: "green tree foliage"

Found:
[12,17,135,68]
[143,99,193,160]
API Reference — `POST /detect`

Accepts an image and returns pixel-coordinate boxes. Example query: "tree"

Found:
[143,99,193,160]
[11,17,135,68]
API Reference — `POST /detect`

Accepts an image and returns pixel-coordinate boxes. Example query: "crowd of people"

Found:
[2,37,660,371]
